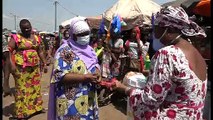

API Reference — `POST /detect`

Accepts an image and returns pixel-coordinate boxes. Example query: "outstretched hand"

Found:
[99,78,120,91]
[111,80,128,93]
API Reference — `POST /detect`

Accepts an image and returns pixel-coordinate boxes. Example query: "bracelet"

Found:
[125,87,131,95]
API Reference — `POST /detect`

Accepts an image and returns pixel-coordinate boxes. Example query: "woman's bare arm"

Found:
[62,73,99,84]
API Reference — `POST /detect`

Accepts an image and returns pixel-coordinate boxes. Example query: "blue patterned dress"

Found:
[51,44,99,120]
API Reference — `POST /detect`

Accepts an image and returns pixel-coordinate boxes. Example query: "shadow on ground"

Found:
[3,103,15,117]
[2,87,16,117]
[2,87,16,96]
[97,76,127,116]
[111,91,127,115]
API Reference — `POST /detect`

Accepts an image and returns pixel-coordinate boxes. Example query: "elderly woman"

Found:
[112,6,207,119]
[48,17,101,120]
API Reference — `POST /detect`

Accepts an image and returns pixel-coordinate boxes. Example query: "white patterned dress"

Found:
[129,45,207,120]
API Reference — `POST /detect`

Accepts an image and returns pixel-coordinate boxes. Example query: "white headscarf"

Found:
[72,20,90,35]
[69,16,90,39]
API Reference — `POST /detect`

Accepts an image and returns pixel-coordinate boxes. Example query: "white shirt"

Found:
[125,40,143,59]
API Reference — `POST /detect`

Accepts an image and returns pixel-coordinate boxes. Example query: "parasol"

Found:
[192,0,210,17]
[181,0,211,17]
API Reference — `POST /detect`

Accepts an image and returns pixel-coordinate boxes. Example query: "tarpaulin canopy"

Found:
[61,16,102,29]
[103,0,161,30]
[61,19,72,28]
[87,16,103,29]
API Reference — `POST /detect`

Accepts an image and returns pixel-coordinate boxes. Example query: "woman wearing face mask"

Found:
[111,6,207,119]
[60,29,70,45]
[7,19,48,119]
[48,17,101,120]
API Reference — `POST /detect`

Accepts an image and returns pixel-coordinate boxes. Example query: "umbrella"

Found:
[180,0,200,12]
[181,0,210,17]
[192,0,210,17]
[46,32,55,37]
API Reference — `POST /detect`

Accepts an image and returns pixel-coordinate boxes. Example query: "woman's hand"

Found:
[84,73,100,84]
[112,80,127,91]
[111,80,133,95]
[96,73,102,83]
[95,69,102,83]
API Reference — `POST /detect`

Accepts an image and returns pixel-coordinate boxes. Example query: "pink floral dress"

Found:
[129,45,207,120]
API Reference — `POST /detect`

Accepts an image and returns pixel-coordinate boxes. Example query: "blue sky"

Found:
[3,0,174,32]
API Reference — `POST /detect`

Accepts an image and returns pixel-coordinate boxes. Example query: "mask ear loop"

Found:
[168,34,182,45]
[158,28,168,40]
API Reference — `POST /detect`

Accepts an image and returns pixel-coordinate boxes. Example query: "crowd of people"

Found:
[2,6,210,120]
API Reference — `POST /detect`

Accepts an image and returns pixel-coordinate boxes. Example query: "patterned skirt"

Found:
[12,65,43,118]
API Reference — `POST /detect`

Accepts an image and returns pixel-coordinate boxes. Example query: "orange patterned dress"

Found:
[11,34,43,118]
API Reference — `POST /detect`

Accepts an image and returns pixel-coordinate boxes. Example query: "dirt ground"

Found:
[2,65,127,120]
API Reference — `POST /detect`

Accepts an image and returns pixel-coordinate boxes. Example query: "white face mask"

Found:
[76,35,90,45]
[152,28,168,51]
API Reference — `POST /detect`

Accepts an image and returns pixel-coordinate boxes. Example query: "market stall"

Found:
[87,16,103,30]
[102,0,161,30]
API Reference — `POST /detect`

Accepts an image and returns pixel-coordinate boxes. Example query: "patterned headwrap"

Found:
[154,6,206,38]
